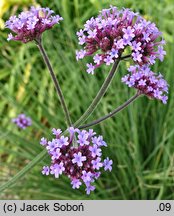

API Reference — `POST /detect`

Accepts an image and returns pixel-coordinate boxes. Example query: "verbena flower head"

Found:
[122,65,168,104]
[6,6,63,43]
[40,127,113,195]
[12,113,32,129]
[76,6,166,74]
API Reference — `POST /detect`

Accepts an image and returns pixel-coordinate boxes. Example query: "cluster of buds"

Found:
[12,114,32,129]
[5,6,63,43]
[76,6,166,74]
[122,65,168,104]
[40,127,113,195]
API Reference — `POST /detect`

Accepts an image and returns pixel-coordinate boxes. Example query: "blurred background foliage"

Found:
[0,0,174,199]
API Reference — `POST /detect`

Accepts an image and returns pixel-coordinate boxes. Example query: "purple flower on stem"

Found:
[41,127,113,195]
[7,33,13,41]
[78,36,86,45]
[76,6,166,73]
[123,37,132,46]
[42,166,50,175]
[71,179,82,189]
[89,144,102,157]
[161,95,168,104]
[81,171,93,183]
[104,55,114,65]
[72,152,87,167]
[93,172,101,179]
[86,63,95,74]
[6,7,63,43]
[93,54,102,65]
[132,52,142,62]
[40,137,47,146]
[110,48,119,59]
[76,50,86,60]
[85,183,95,195]
[91,157,103,170]
[149,56,156,65]
[50,162,65,178]
[76,29,84,37]
[115,39,124,49]
[77,130,89,146]
[122,65,169,104]
[92,136,107,147]
[122,26,135,40]
[157,46,166,61]
[131,41,142,52]
[51,148,62,160]
[52,128,62,137]
[77,137,89,146]
[57,136,69,147]
[88,29,97,38]
[68,127,78,134]
[142,32,150,42]
[12,113,32,129]
[103,157,113,171]
[88,129,96,139]
[138,79,146,86]
[46,140,57,152]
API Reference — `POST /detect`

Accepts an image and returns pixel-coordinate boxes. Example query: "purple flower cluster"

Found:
[6,7,63,43]
[122,65,168,104]
[40,127,113,195]
[76,6,166,74]
[12,113,32,129]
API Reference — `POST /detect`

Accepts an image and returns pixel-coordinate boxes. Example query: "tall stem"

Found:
[74,59,121,127]
[79,92,140,129]
[36,38,72,127]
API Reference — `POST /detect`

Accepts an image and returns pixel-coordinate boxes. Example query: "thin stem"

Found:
[74,59,121,127]
[120,54,131,60]
[36,38,72,127]
[79,92,140,129]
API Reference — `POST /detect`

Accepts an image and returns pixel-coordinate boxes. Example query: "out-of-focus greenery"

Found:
[0,0,174,199]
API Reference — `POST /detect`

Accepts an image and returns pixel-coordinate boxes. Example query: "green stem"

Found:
[120,54,131,60]
[79,93,140,129]
[73,59,121,127]
[36,38,72,127]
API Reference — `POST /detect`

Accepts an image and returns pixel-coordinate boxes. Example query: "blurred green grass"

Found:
[0,0,174,199]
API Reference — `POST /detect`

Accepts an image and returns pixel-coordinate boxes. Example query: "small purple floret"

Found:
[12,113,32,129]
[103,157,113,171]
[71,179,82,189]
[72,152,87,167]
